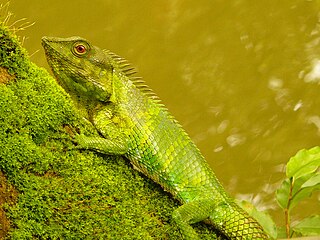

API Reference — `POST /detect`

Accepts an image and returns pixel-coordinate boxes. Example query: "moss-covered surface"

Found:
[0,24,222,239]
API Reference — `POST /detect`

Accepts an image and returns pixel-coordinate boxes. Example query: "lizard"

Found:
[41,36,269,240]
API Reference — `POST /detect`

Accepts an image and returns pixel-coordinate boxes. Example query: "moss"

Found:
[0,24,222,239]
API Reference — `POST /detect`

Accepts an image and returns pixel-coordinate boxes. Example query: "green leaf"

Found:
[276,173,319,211]
[276,178,291,210]
[289,186,314,210]
[301,173,320,188]
[293,215,320,236]
[276,226,287,239]
[286,147,320,179]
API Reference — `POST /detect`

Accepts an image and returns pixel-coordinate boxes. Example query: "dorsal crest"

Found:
[104,49,160,100]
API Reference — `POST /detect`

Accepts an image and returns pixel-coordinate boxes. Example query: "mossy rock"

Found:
[0,23,221,239]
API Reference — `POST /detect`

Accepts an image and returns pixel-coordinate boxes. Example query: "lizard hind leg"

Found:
[172,198,218,240]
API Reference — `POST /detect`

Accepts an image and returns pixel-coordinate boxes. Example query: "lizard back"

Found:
[122,82,227,203]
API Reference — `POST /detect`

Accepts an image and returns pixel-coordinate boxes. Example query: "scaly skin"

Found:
[42,36,269,239]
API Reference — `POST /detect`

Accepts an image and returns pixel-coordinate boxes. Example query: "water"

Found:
[7,0,320,225]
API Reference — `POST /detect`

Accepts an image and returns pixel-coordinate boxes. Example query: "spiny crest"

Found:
[103,49,160,101]
[103,50,186,131]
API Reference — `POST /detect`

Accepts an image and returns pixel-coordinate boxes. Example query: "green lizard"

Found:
[42,36,269,240]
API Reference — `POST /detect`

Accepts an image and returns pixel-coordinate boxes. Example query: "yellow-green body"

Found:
[42,36,268,239]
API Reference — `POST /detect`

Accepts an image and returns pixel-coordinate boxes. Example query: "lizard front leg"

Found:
[75,105,132,155]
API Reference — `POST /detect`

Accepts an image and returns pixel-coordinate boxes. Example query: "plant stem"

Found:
[285,178,294,238]
[285,208,290,238]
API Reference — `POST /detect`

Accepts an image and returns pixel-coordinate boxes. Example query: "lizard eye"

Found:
[72,42,89,56]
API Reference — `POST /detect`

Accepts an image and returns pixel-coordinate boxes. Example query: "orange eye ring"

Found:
[72,42,90,56]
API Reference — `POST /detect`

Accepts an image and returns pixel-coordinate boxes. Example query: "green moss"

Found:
[0,25,221,239]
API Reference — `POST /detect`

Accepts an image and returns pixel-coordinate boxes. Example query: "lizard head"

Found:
[42,36,113,104]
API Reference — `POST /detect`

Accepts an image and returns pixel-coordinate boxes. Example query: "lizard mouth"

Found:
[42,37,68,66]
[41,37,58,58]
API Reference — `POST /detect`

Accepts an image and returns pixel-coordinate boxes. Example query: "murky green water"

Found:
[6,0,320,225]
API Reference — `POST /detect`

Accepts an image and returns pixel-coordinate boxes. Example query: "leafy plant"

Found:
[276,146,320,238]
